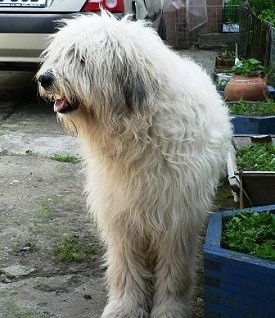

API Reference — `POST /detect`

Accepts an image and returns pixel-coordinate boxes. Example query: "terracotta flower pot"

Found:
[224,74,269,101]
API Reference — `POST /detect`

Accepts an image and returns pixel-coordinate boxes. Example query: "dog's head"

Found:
[37,11,162,135]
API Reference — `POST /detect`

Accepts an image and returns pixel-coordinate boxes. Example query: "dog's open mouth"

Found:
[54,97,77,114]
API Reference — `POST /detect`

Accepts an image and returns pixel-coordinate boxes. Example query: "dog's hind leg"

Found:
[101,235,152,318]
[150,227,199,318]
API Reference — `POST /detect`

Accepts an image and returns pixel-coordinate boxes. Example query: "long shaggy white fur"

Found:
[37,11,232,318]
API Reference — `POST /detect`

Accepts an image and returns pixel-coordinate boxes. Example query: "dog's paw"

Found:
[101,300,149,318]
[150,300,190,318]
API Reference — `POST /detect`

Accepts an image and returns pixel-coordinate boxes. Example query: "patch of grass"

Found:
[54,234,97,262]
[50,154,80,164]
[229,99,275,116]
[36,199,55,219]
[222,210,275,261]
[213,182,238,211]
[236,143,275,171]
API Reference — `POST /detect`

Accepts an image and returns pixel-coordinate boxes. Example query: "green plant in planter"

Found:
[204,205,275,317]
[229,99,275,116]
[215,49,235,71]
[219,50,235,59]
[231,58,269,76]
[222,210,275,261]
[236,143,275,171]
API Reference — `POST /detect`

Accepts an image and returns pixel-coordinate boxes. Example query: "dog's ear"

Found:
[85,39,160,121]
[110,52,160,116]
[121,68,150,113]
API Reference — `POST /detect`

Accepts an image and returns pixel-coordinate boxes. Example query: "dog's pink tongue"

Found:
[54,99,66,113]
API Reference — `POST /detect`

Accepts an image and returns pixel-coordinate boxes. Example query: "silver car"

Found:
[0,0,165,70]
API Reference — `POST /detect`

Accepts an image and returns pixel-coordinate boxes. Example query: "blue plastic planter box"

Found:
[204,205,275,318]
[230,115,275,134]
[222,86,275,134]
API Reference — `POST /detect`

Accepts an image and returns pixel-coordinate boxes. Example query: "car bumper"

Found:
[0,13,69,65]
[0,12,123,66]
[0,13,69,33]
[0,33,49,63]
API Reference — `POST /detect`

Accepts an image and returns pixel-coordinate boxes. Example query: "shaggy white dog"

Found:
[37,11,232,318]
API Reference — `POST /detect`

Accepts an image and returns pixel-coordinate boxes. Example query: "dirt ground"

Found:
[0,71,108,318]
[0,50,235,318]
[0,156,106,318]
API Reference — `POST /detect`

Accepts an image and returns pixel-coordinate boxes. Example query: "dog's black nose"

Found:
[38,72,54,89]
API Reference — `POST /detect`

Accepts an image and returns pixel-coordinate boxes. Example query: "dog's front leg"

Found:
[150,228,199,318]
[101,235,152,318]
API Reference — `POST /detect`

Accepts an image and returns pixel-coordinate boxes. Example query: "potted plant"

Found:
[224,58,270,101]
[228,139,275,208]
[228,99,275,134]
[204,204,275,317]
[215,49,235,72]
[214,48,235,92]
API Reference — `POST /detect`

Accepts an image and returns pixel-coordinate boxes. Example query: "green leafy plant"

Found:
[222,210,275,261]
[54,234,97,262]
[258,9,275,27]
[236,143,275,171]
[220,50,235,59]
[231,58,268,76]
[248,0,274,16]
[50,154,80,164]
[229,99,275,116]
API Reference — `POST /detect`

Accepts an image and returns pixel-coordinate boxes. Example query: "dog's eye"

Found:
[80,58,85,65]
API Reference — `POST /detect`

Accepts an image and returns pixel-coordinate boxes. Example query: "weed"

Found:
[54,234,97,262]
[213,182,238,211]
[36,199,55,219]
[50,154,80,164]
[222,210,275,261]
